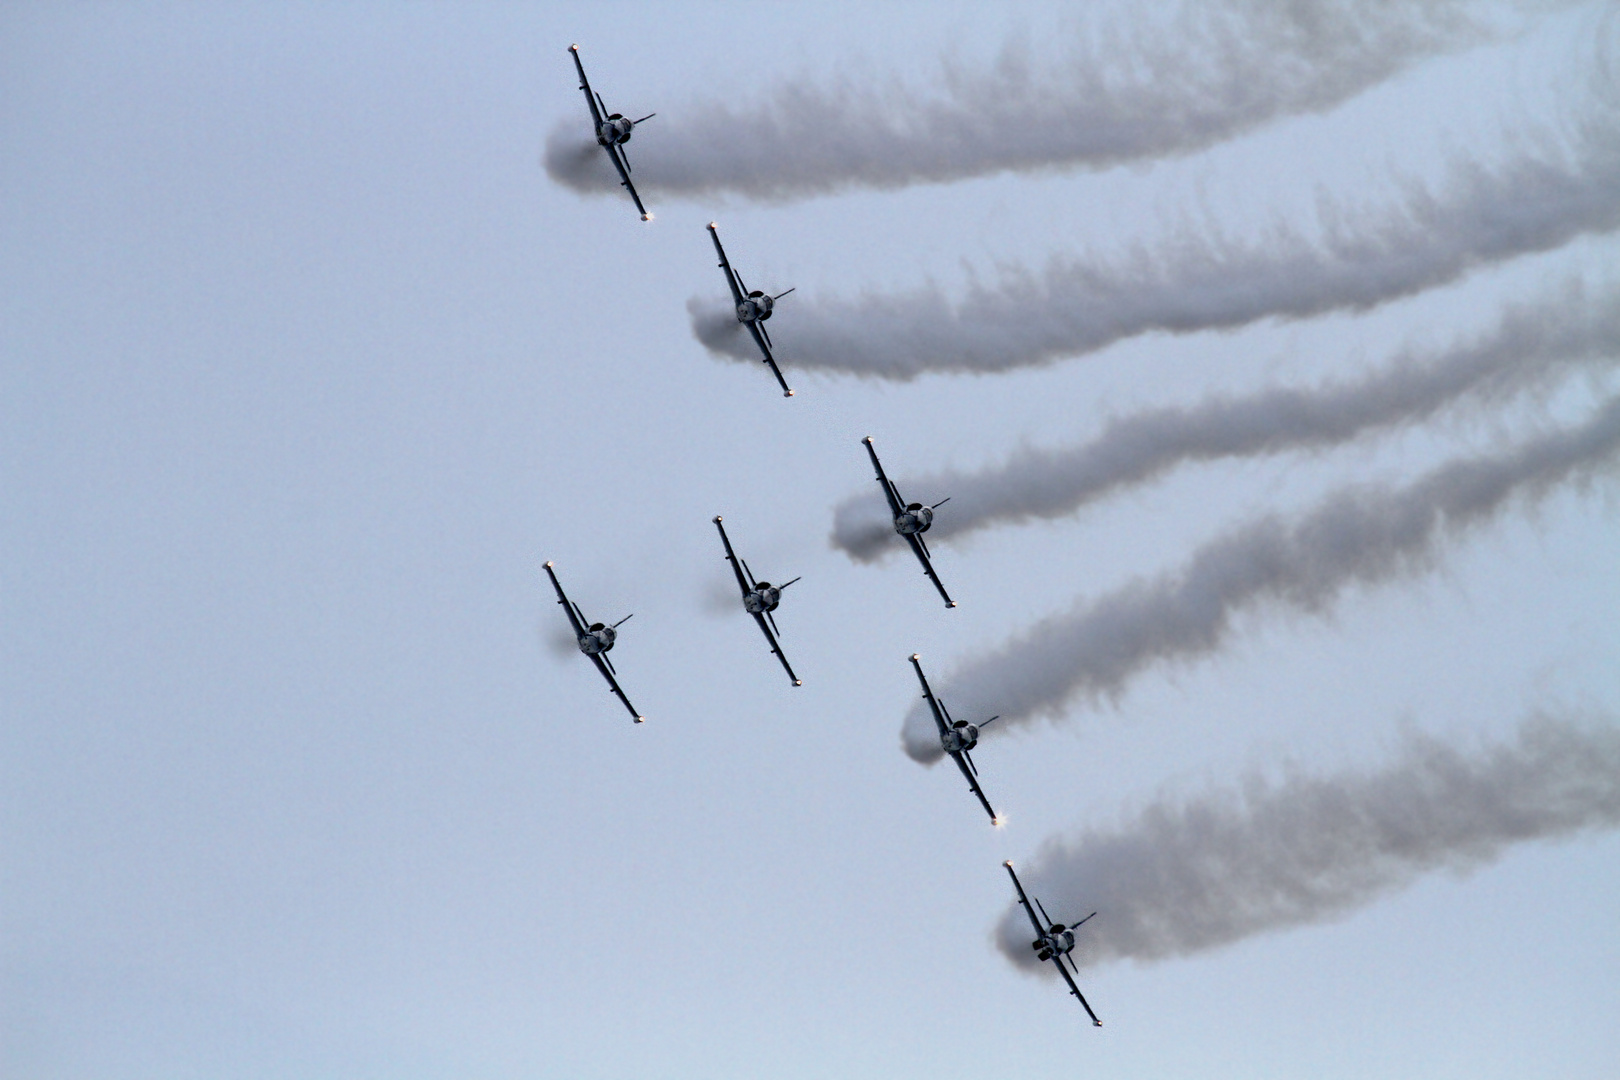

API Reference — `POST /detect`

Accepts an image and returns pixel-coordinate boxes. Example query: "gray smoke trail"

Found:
[995,713,1620,970]
[690,94,1620,380]
[833,282,1620,561]
[901,395,1620,761]
[549,0,1493,202]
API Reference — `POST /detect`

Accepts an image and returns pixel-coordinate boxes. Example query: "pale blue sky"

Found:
[3,3,1617,1078]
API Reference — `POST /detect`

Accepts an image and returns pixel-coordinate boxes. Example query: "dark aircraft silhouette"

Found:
[862,436,955,608]
[706,223,796,396]
[543,560,644,723]
[1004,861,1102,1026]
[568,44,655,221]
[713,516,802,686]
[908,654,1000,823]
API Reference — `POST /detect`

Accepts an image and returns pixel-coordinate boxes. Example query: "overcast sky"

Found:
[3,3,1618,1079]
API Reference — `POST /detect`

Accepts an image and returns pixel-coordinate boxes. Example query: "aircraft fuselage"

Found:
[597,116,635,147]
[578,623,617,655]
[1033,928,1076,962]
[894,502,934,536]
[941,721,979,754]
[743,584,783,614]
[735,292,774,323]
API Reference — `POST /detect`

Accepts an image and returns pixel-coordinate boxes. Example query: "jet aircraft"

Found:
[862,436,955,608]
[713,516,802,686]
[568,44,655,221]
[908,654,999,823]
[706,223,796,396]
[1004,861,1103,1026]
[543,560,644,723]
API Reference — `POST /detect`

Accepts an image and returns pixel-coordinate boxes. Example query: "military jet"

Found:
[713,516,802,686]
[543,560,644,723]
[862,436,955,608]
[1004,861,1102,1026]
[706,223,796,397]
[908,654,999,823]
[568,44,655,221]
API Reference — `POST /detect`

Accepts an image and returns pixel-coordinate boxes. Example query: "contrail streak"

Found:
[549,0,1493,202]
[834,282,1620,561]
[995,713,1620,969]
[691,94,1620,380]
[901,394,1620,762]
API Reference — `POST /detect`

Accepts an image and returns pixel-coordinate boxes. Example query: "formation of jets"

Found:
[552,45,1103,1029]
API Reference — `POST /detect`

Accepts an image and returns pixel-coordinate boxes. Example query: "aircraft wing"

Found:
[744,321,794,395]
[602,143,650,220]
[862,436,907,518]
[1051,954,1103,1027]
[751,612,802,687]
[712,516,753,599]
[707,224,747,306]
[949,750,998,823]
[908,654,951,740]
[1004,862,1049,939]
[568,45,605,129]
[544,561,588,639]
[904,532,956,609]
[588,652,645,723]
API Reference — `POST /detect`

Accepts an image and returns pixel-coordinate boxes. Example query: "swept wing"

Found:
[1051,952,1104,1027]
[863,435,907,518]
[1004,861,1049,939]
[587,650,645,724]
[544,560,588,638]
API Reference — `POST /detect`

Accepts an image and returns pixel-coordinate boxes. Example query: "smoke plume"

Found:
[996,713,1620,969]
[902,394,1620,761]
[691,96,1620,380]
[835,282,1620,560]
[550,0,1491,202]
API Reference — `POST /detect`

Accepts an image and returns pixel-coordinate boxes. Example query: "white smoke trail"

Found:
[549,0,1495,202]
[834,282,1620,561]
[901,394,1620,761]
[690,94,1620,380]
[995,713,1620,970]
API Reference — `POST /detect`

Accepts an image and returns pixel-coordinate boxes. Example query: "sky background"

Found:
[3,3,1618,1079]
